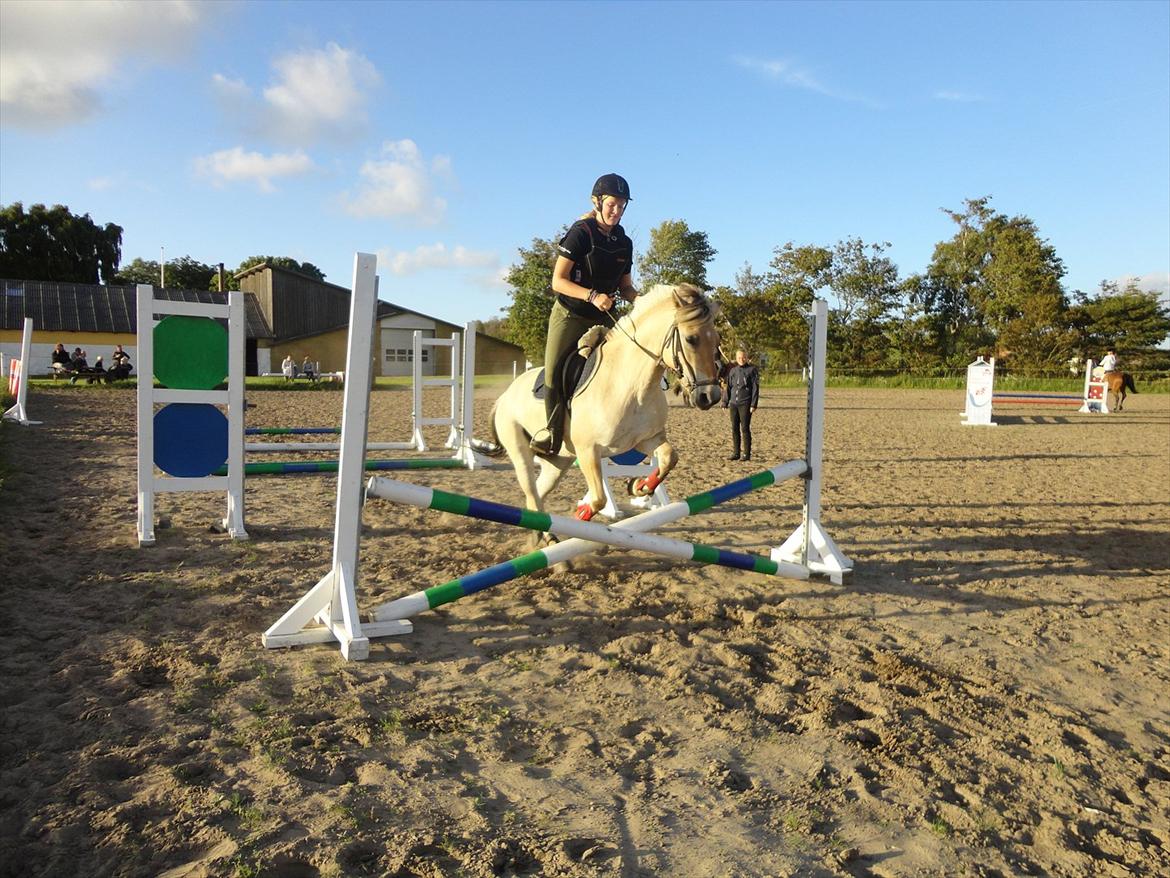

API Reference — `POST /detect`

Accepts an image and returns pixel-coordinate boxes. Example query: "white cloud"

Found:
[0,0,208,129]
[193,146,314,193]
[379,243,498,276]
[1113,271,1170,298]
[733,54,882,108]
[341,140,454,224]
[213,42,379,144]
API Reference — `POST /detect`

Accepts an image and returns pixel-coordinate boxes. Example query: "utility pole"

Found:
[160,246,166,288]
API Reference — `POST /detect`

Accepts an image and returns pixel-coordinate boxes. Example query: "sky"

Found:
[1,0,1168,327]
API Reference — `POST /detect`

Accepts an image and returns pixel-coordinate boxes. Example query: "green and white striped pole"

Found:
[369,459,809,622]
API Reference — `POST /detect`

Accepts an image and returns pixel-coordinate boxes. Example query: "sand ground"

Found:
[1,384,1168,878]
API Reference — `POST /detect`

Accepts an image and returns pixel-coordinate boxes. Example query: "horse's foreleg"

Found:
[629,440,677,497]
[575,451,608,521]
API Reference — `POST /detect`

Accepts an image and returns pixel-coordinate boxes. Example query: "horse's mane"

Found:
[624,283,716,331]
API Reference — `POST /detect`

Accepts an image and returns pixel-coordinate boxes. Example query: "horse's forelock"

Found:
[671,283,715,327]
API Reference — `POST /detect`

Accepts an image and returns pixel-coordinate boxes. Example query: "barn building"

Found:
[2,262,524,379]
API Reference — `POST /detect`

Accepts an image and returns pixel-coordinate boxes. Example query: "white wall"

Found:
[0,342,139,377]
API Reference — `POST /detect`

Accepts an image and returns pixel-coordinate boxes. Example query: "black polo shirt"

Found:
[555,217,633,318]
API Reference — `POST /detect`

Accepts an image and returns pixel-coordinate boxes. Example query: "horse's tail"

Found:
[471,399,507,457]
[1125,373,1137,394]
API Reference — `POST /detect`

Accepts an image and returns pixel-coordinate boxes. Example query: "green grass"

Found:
[20,370,1169,393]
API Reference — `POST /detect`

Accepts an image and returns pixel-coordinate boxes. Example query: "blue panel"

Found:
[154,403,228,477]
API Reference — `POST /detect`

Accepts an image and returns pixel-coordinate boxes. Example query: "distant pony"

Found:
[1104,371,1137,411]
[485,283,722,531]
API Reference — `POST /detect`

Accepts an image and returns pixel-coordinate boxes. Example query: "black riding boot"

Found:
[530,386,564,456]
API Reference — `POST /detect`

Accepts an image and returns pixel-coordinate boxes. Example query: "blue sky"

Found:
[2,0,1168,326]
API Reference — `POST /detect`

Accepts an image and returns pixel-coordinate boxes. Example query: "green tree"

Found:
[1069,281,1170,355]
[0,201,123,283]
[111,257,161,286]
[925,197,1072,370]
[503,235,560,363]
[114,255,218,289]
[715,255,817,372]
[820,238,901,369]
[637,219,717,288]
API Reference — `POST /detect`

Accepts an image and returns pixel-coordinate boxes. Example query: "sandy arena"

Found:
[1,384,1168,878]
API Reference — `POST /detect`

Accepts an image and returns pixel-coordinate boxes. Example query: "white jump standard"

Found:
[245,324,488,470]
[2,317,40,426]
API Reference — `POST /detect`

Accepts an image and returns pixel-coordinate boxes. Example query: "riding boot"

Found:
[530,386,564,456]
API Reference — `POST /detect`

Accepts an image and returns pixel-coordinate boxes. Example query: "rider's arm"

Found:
[551,256,596,301]
[618,273,638,303]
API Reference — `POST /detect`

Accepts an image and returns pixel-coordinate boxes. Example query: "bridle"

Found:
[604,302,720,397]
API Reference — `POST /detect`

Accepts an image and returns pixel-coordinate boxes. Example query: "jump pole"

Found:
[2,318,41,426]
[217,458,467,476]
[367,459,811,621]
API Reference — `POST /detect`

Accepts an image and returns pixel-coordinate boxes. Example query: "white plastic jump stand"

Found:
[772,299,853,585]
[451,322,494,471]
[961,356,996,426]
[263,253,412,659]
[1080,361,1109,413]
[3,318,42,426]
[135,288,248,546]
[579,453,671,519]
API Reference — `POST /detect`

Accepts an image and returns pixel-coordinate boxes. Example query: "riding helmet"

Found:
[592,173,631,201]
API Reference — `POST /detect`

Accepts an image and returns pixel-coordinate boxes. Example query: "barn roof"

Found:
[1,279,275,339]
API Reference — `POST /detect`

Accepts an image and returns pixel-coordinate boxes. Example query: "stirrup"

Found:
[529,429,558,456]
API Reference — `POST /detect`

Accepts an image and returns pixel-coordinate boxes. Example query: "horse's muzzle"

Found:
[690,385,721,410]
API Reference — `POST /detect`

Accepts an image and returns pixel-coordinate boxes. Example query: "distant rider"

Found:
[1099,348,1118,374]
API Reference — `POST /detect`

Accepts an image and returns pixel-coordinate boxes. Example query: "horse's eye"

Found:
[685,334,699,346]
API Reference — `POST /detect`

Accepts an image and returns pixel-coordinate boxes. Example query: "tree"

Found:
[637,219,717,288]
[925,197,1072,370]
[0,202,123,283]
[715,255,817,372]
[820,238,901,369]
[477,315,510,341]
[1069,281,1170,354]
[502,235,560,363]
[113,255,218,289]
[111,258,161,286]
[217,255,327,290]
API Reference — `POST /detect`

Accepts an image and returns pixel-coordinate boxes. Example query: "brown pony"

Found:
[1104,371,1137,411]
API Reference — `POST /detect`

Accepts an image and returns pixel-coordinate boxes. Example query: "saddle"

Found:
[532,325,608,412]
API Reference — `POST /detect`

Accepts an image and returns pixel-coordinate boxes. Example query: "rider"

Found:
[1099,347,1118,374]
[529,173,640,456]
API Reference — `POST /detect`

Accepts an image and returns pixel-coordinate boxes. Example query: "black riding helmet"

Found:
[592,173,631,202]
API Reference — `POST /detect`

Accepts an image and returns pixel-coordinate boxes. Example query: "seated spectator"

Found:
[70,347,88,370]
[302,356,317,380]
[51,343,72,369]
[281,354,296,380]
[108,344,133,380]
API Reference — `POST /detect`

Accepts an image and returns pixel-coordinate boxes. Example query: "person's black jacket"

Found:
[724,363,760,407]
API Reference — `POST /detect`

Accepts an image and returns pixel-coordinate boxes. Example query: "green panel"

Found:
[154,315,228,389]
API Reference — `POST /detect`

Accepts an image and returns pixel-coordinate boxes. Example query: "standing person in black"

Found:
[723,348,759,460]
[529,173,640,456]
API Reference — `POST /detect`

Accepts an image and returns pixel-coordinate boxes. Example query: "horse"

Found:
[1104,371,1137,411]
[486,283,723,530]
